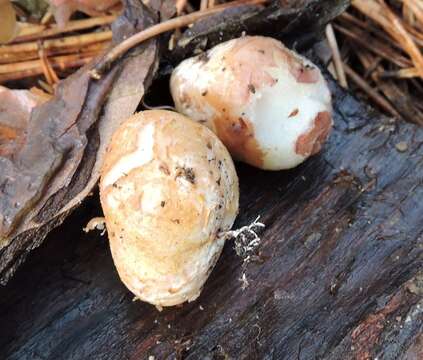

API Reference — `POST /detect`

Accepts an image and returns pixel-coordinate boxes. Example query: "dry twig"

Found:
[90,0,268,79]
[0,31,112,56]
[333,23,412,68]
[38,43,59,85]
[379,67,420,79]
[176,0,188,15]
[325,24,348,88]
[0,52,95,82]
[200,0,208,11]
[403,0,423,27]
[343,63,400,118]
[13,15,115,43]
[333,1,423,123]
[352,0,423,78]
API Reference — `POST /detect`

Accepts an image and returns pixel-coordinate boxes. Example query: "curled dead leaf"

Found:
[49,0,121,28]
[0,86,49,158]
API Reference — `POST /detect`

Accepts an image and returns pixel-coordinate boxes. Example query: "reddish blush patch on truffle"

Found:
[290,63,320,84]
[222,37,281,106]
[295,111,332,156]
[212,114,264,168]
[186,70,265,168]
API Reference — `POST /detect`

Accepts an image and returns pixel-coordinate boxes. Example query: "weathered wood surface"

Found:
[0,77,422,359]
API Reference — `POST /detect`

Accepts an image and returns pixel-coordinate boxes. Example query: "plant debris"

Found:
[83,216,106,235]
[321,0,423,124]
[219,216,265,290]
[229,216,265,264]
[49,0,121,28]
[0,86,50,157]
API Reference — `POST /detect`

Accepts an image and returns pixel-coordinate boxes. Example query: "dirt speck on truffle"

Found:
[288,108,299,118]
[175,166,196,184]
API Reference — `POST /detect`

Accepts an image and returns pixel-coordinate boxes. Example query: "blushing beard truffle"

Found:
[170,36,333,170]
[100,110,239,307]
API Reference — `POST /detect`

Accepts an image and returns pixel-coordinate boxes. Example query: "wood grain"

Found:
[0,77,422,359]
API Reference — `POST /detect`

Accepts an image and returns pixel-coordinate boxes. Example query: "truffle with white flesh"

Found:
[170,36,332,170]
[100,110,239,307]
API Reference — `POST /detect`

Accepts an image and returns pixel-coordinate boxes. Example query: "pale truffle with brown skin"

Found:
[171,36,333,170]
[100,110,239,307]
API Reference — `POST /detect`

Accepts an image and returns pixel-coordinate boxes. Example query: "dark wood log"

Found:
[163,0,350,70]
[0,73,422,359]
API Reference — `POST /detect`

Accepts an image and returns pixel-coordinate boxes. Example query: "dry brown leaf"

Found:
[0,86,49,158]
[49,0,120,28]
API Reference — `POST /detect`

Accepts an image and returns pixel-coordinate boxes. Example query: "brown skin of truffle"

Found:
[295,111,332,157]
